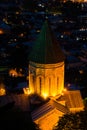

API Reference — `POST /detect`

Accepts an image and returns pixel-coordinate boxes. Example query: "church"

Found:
[29,20,65,97]
[28,21,84,130]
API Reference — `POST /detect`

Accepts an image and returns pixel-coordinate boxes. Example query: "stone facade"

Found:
[29,61,64,97]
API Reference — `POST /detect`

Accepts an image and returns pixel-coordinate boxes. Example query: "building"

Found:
[29,20,65,97]
[31,90,84,130]
[28,21,84,130]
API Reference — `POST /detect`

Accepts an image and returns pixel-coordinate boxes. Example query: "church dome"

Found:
[29,21,65,64]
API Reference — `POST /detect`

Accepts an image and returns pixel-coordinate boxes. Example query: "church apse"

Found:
[28,21,65,98]
[29,21,84,130]
[29,61,64,98]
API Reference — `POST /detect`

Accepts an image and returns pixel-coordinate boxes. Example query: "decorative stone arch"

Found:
[55,73,64,94]
[56,76,59,94]
[36,75,44,95]
[45,75,54,96]
[29,72,36,93]
[29,61,64,97]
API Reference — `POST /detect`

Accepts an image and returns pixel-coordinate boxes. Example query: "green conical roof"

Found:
[29,21,65,64]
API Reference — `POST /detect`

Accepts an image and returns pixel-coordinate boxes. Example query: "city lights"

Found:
[0,29,4,34]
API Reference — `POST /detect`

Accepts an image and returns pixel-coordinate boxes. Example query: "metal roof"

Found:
[29,20,65,64]
[64,90,84,109]
[31,99,69,121]
[31,90,84,121]
[0,94,30,111]
[31,101,54,121]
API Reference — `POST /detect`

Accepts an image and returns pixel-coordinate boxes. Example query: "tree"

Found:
[54,111,87,130]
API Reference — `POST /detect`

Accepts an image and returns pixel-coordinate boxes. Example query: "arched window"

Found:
[57,77,59,90]
[39,77,42,94]
[49,78,51,95]
[32,75,35,91]
[32,75,34,83]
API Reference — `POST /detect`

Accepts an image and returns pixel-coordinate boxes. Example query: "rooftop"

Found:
[29,20,65,64]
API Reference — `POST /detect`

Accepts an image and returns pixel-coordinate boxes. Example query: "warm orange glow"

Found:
[35,109,63,130]
[60,88,67,95]
[52,93,56,97]
[0,88,6,95]
[29,61,64,98]
[42,93,48,99]
[63,88,67,92]
[79,70,83,74]
[23,88,31,95]
[61,92,64,96]
[9,69,18,77]
[0,29,4,34]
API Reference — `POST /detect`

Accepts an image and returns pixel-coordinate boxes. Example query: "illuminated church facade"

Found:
[29,21,84,130]
[29,21,65,98]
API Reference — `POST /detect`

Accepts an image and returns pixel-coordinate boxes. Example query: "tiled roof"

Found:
[64,90,84,109]
[0,94,30,111]
[52,100,69,113]
[31,101,54,121]
[29,21,65,64]
[31,99,69,121]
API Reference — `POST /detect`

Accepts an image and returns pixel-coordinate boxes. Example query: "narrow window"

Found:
[32,75,34,83]
[57,77,59,90]
[32,75,35,91]
[49,78,51,95]
[39,77,42,94]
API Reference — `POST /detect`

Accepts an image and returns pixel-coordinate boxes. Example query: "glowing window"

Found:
[39,77,42,94]
[57,77,59,89]
[49,78,51,95]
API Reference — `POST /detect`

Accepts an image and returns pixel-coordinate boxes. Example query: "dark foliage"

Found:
[54,111,87,130]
